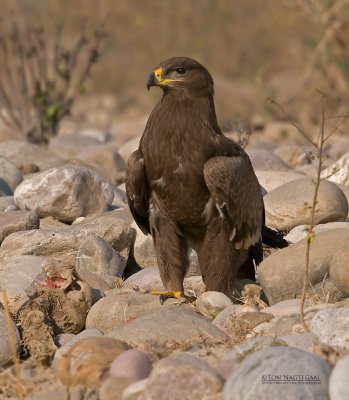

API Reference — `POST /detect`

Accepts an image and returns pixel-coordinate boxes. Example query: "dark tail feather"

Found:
[262,226,288,248]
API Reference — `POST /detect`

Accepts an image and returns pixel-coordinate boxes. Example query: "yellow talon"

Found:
[150,290,184,304]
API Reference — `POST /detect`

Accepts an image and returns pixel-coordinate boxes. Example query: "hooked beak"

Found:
[147,71,157,90]
[146,67,175,90]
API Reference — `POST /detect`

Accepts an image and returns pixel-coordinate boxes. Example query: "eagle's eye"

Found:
[175,67,187,75]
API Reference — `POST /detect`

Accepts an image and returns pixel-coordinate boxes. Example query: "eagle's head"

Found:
[147,57,214,96]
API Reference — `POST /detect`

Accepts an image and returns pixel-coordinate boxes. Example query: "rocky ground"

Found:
[0,120,349,400]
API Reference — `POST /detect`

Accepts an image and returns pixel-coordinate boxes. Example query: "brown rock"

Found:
[57,337,129,388]
[0,211,39,244]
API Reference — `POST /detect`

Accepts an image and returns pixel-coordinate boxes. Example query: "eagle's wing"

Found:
[203,155,264,250]
[125,149,150,235]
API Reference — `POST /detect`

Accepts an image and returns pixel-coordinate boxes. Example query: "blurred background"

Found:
[0,0,348,145]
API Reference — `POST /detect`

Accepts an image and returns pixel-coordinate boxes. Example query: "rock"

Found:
[48,134,101,159]
[132,223,156,268]
[309,308,349,349]
[52,328,103,368]
[285,222,349,243]
[0,309,21,367]
[273,144,309,168]
[79,128,110,142]
[330,246,349,296]
[326,134,349,159]
[258,229,349,304]
[122,379,148,400]
[0,211,39,244]
[262,299,309,317]
[0,140,64,171]
[264,178,348,231]
[0,212,132,266]
[223,347,331,400]
[144,352,223,400]
[0,255,45,299]
[122,266,205,294]
[0,179,12,196]
[237,311,274,328]
[14,165,114,223]
[76,144,126,185]
[57,336,129,388]
[86,293,164,333]
[196,291,233,318]
[0,157,22,191]
[246,148,290,170]
[77,236,126,283]
[0,196,15,211]
[321,152,349,186]
[212,304,260,331]
[54,333,75,347]
[109,349,152,380]
[296,163,318,177]
[280,333,317,351]
[223,336,287,364]
[329,355,349,400]
[118,137,140,163]
[100,376,135,400]
[252,314,302,337]
[255,170,305,192]
[112,187,128,208]
[54,328,104,365]
[262,121,304,144]
[39,216,68,229]
[107,307,228,347]
[337,184,349,216]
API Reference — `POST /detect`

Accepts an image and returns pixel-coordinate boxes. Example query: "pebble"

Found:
[56,336,128,388]
[309,308,349,349]
[109,349,152,380]
[106,306,228,348]
[223,346,332,400]
[195,291,233,318]
[255,170,305,192]
[0,156,23,192]
[223,336,287,363]
[0,210,39,244]
[264,178,348,231]
[329,245,349,296]
[0,196,15,211]
[329,355,349,400]
[48,134,101,159]
[86,293,163,333]
[246,148,290,170]
[285,222,349,243]
[14,165,114,223]
[144,352,223,400]
[321,151,349,186]
[258,229,349,304]
[0,140,64,171]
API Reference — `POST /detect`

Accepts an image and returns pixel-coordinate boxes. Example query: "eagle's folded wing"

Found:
[125,149,150,235]
[203,155,264,250]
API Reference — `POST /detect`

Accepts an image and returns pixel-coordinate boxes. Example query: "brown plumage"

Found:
[126,57,276,296]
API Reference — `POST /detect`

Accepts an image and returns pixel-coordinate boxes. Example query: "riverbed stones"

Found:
[258,229,349,304]
[223,346,331,400]
[264,178,348,231]
[14,165,114,223]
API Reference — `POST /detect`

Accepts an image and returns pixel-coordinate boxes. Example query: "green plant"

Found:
[0,8,106,144]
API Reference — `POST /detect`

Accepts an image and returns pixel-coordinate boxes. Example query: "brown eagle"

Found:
[126,57,285,300]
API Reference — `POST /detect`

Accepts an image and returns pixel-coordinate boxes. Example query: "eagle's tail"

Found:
[262,226,288,248]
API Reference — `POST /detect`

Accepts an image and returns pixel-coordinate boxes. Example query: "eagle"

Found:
[126,57,285,301]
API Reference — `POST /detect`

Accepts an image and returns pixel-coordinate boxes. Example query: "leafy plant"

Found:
[0,8,107,144]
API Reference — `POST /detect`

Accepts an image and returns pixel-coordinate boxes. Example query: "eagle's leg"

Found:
[150,212,189,303]
[197,218,250,297]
